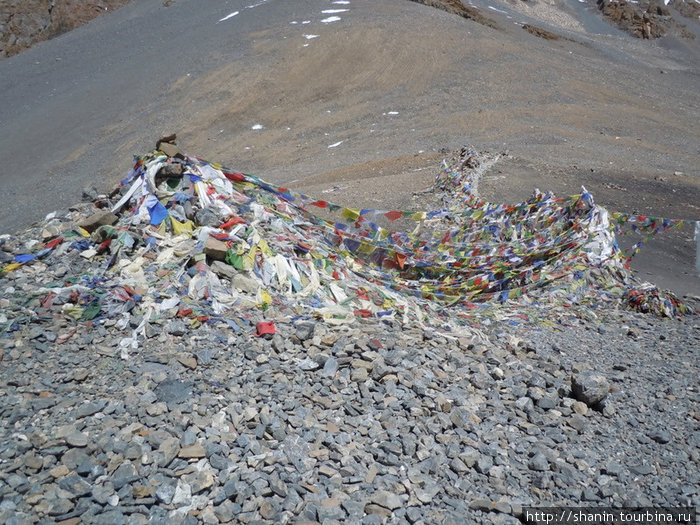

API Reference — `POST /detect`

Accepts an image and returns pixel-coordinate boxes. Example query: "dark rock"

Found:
[528,453,549,472]
[196,208,221,228]
[571,371,610,406]
[648,429,672,444]
[58,474,92,497]
[154,379,192,404]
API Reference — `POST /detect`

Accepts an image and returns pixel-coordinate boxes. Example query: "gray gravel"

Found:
[1,244,698,523]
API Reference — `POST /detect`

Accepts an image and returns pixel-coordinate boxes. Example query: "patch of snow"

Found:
[303,34,319,39]
[328,141,343,148]
[322,9,348,13]
[488,6,509,14]
[321,16,342,23]
[251,124,264,130]
[219,11,239,22]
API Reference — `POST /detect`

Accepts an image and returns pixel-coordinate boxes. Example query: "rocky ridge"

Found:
[595,0,698,39]
[0,0,132,59]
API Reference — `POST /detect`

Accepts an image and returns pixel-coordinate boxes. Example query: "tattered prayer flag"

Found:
[395,252,407,269]
[254,321,276,337]
[220,216,247,229]
[44,238,63,249]
[341,208,360,222]
[224,171,246,182]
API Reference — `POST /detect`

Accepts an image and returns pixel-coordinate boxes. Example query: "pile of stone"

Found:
[0,293,697,523]
[0,142,697,523]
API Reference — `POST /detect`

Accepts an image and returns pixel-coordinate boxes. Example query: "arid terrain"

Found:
[1,0,698,293]
[0,2,699,524]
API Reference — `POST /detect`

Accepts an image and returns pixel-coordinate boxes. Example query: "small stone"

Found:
[24,453,43,470]
[47,498,75,516]
[450,457,469,473]
[57,518,81,525]
[196,208,221,228]
[155,483,176,504]
[537,396,557,410]
[72,368,89,382]
[154,379,192,404]
[49,465,70,478]
[196,348,213,365]
[158,437,180,467]
[528,453,549,472]
[77,210,118,233]
[172,481,192,506]
[406,507,422,523]
[572,401,588,415]
[74,401,104,419]
[567,415,587,433]
[365,503,392,517]
[319,465,338,478]
[475,456,493,474]
[351,367,369,382]
[181,430,197,446]
[371,490,402,510]
[231,273,260,293]
[450,407,473,429]
[132,485,155,499]
[600,399,616,418]
[184,471,215,493]
[146,402,167,416]
[298,358,321,371]
[177,356,197,370]
[166,320,187,336]
[179,444,206,458]
[469,498,494,511]
[222,478,238,499]
[204,237,228,260]
[295,322,315,341]
[259,501,278,520]
[629,463,655,476]
[59,473,92,497]
[571,371,610,406]
[210,260,236,279]
[65,432,88,448]
[648,429,672,444]
[215,500,237,523]
[515,396,534,412]
[323,356,339,377]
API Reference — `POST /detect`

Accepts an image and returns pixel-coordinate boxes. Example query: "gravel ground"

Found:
[0,281,697,524]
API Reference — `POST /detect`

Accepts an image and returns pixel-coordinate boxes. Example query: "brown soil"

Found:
[0,0,132,59]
